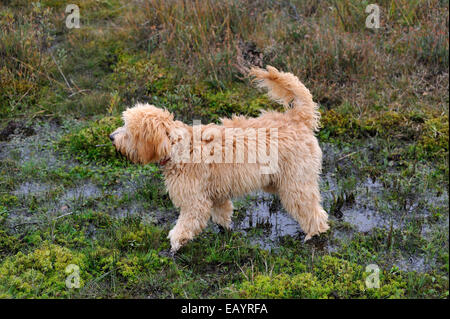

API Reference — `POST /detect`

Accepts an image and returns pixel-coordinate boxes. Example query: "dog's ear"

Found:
[140,116,172,163]
[123,104,173,164]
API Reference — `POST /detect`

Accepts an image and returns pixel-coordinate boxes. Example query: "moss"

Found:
[84,245,177,296]
[26,212,113,250]
[316,255,407,298]
[320,109,362,140]
[0,230,22,256]
[69,211,114,229]
[418,115,449,159]
[321,110,417,140]
[199,89,268,121]
[117,251,171,283]
[0,194,18,207]
[84,246,119,279]
[106,54,176,105]
[313,255,367,297]
[0,242,89,298]
[178,231,260,270]
[132,171,172,208]
[233,255,408,299]
[57,117,127,167]
[23,231,43,246]
[237,273,330,298]
[320,109,448,164]
[113,219,169,252]
[0,0,448,300]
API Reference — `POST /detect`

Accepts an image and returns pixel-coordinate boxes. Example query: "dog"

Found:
[110,66,329,252]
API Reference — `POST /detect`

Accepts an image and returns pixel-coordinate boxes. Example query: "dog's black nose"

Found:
[109,134,115,142]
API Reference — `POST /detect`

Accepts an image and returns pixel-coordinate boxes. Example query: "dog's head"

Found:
[110,103,173,164]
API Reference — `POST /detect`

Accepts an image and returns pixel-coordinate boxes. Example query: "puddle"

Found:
[220,142,448,268]
[338,178,399,232]
[342,208,394,232]
[2,124,447,274]
[0,120,35,141]
[225,174,396,251]
[0,120,74,168]
[231,192,302,249]
[14,182,51,196]
[61,183,102,202]
[395,255,430,273]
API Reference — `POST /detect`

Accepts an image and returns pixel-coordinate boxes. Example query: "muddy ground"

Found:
[0,119,447,298]
[0,0,448,298]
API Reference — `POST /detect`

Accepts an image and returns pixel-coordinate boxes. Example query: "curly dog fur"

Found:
[110,66,329,252]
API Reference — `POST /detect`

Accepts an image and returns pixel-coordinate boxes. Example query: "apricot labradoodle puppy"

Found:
[110,66,329,252]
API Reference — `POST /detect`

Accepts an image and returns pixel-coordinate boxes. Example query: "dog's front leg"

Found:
[168,200,212,253]
[211,199,233,230]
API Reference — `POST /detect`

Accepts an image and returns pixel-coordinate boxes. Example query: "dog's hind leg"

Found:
[168,199,212,252]
[278,179,329,241]
[211,199,233,230]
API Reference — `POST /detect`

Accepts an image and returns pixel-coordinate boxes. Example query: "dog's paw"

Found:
[167,228,174,240]
[168,228,181,252]
[168,227,192,252]
[170,240,182,253]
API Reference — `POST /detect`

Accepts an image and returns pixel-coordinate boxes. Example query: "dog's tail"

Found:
[249,66,320,131]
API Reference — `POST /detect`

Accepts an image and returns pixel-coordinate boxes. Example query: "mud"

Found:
[231,192,301,249]
[2,123,447,274]
[0,121,35,141]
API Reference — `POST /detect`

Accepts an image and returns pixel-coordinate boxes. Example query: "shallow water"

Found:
[3,124,447,274]
[396,255,430,273]
[228,174,397,248]
[231,192,301,249]
[14,182,51,196]
[220,140,448,274]
[61,183,102,202]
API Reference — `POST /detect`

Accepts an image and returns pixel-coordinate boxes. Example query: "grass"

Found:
[0,0,448,298]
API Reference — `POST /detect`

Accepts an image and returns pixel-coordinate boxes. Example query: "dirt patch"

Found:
[0,121,35,141]
[235,40,263,74]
